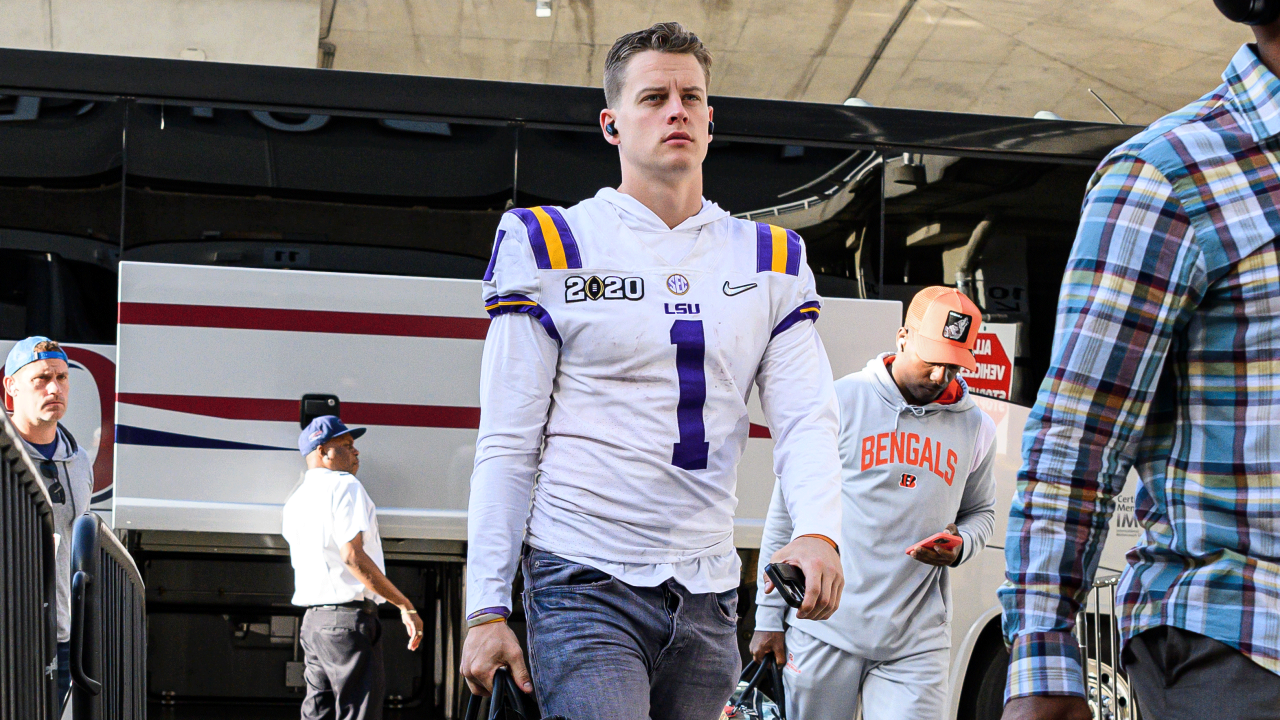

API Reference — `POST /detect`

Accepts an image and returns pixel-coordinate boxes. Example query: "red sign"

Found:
[961,332,1013,400]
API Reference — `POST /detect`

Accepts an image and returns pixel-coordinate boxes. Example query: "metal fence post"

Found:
[1077,575,1140,720]
[69,512,145,720]
[0,410,59,720]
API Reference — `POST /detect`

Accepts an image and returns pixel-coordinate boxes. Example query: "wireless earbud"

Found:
[708,120,715,135]
[605,122,618,137]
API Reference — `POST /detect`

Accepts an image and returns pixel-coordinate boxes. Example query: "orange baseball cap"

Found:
[904,287,981,371]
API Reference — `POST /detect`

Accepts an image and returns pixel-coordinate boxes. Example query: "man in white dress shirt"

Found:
[283,416,424,720]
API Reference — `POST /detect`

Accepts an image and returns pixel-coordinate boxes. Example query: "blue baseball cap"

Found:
[5,336,69,378]
[299,415,366,457]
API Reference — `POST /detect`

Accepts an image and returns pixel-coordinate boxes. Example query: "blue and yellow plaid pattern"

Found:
[1000,43,1280,700]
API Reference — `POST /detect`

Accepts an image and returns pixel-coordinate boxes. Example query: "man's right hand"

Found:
[766,535,844,620]
[1001,695,1092,720]
[460,621,533,697]
[750,630,786,666]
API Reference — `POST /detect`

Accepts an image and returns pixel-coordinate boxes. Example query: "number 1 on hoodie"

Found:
[670,320,709,470]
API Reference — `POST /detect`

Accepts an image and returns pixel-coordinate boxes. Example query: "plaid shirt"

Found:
[1000,43,1280,700]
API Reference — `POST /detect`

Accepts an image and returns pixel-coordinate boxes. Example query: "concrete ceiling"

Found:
[324,0,1253,126]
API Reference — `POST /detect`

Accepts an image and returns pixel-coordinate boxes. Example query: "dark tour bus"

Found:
[0,48,1138,719]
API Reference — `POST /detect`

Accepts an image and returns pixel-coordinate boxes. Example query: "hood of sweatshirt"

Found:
[595,187,730,233]
[868,352,974,422]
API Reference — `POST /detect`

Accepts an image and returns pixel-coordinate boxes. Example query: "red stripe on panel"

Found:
[118,393,481,429]
[118,302,490,340]
[749,423,772,439]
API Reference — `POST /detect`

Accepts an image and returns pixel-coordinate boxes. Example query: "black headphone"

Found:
[604,121,715,137]
[1216,0,1280,25]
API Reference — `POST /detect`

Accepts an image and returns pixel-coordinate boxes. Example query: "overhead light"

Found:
[535,0,551,17]
[890,153,927,186]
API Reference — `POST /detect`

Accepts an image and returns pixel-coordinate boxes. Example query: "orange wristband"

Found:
[799,533,840,555]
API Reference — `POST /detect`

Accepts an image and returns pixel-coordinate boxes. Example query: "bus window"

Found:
[880,152,1096,406]
[122,102,510,279]
[0,95,124,343]
[0,249,117,344]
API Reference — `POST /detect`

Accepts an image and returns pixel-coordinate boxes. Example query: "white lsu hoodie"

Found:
[755,353,997,660]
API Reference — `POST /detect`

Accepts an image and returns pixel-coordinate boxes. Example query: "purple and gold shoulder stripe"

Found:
[771,301,821,338]
[507,206,583,271]
[484,293,562,345]
[756,223,803,276]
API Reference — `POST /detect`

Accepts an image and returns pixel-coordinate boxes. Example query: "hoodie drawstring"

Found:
[892,402,928,433]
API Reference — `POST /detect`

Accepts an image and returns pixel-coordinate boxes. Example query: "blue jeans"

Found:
[57,641,70,713]
[521,548,742,720]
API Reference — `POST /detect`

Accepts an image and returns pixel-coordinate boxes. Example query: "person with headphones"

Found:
[459,21,846,719]
[1001,3,1280,718]
[3,337,94,713]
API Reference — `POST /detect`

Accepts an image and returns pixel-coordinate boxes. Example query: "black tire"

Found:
[969,643,1009,720]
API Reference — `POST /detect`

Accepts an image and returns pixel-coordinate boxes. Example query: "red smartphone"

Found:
[906,532,963,555]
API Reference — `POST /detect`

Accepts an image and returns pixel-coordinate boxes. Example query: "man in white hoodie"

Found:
[459,21,846,720]
[752,286,997,720]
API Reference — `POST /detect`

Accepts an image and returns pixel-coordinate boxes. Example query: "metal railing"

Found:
[0,411,59,720]
[1075,575,1140,720]
[70,513,146,720]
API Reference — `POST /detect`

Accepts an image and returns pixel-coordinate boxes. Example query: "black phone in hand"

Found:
[764,562,806,609]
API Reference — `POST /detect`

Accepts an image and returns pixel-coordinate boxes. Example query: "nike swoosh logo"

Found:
[723,281,758,296]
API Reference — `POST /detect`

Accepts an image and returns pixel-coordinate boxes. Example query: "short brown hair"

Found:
[603,22,712,109]
[32,340,62,355]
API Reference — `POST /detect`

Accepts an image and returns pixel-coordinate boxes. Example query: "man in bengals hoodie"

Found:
[751,287,997,719]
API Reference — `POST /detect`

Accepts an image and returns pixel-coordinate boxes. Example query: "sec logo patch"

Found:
[666,274,690,295]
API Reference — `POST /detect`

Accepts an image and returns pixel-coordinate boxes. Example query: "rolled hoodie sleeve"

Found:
[754,481,795,632]
[756,317,843,547]
[466,215,560,618]
[997,154,1203,700]
[953,413,997,565]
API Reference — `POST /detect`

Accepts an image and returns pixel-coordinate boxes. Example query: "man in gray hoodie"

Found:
[752,287,997,719]
[4,336,95,712]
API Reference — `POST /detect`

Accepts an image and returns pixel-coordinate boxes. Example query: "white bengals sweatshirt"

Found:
[755,353,997,660]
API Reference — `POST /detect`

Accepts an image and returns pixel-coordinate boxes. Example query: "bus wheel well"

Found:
[956,618,1008,720]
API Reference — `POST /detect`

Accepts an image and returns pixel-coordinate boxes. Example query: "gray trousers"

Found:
[1123,626,1280,720]
[782,626,949,720]
[300,606,385,720]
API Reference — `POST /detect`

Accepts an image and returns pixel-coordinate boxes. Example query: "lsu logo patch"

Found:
[899,473,917,489]
[942,311,972,343]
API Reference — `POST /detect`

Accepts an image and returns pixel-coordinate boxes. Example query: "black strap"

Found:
[728,657,786,719]
[464,667,530,720]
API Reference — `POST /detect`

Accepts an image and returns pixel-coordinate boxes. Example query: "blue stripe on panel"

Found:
[115,425,295,451]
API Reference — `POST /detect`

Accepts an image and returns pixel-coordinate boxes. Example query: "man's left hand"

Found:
[766,536,843,620]
[909,523,962,567]
[401,607,425,651]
